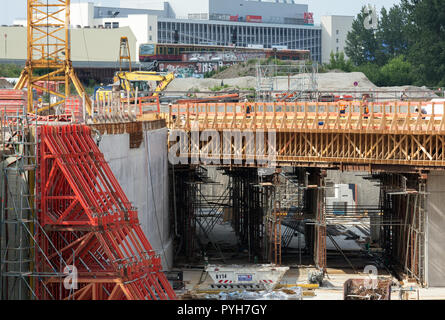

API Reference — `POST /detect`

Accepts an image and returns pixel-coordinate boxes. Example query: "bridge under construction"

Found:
[165,100,445,289]
[1,0,445,301]
[2,94,445,300]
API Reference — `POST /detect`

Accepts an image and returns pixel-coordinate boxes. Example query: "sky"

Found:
[0,0,402,26]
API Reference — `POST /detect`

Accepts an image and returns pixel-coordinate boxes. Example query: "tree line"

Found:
[325,0,445,88]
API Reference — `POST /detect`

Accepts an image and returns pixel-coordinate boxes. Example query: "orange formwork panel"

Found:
[35,125,176,300]
[0,89,27,115]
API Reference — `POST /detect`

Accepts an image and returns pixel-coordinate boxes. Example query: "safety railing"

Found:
[167,101,445,134]
[93,92,161,122]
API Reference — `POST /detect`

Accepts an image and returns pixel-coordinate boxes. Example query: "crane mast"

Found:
[14,0,92,114]
[119,36,132,72]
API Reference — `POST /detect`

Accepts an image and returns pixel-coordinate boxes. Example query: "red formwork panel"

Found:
[65,96,83,122]
[35,125,176,300]
[0,89,27,115]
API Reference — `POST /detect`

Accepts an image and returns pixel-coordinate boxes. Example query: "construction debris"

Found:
[185,287,303,300]
[343,278,392,300]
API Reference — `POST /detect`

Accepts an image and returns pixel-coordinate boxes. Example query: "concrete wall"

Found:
[0,26,138,63]
[426,171,445,287]
[99,128,173,271]
[326,171,380,206]
[326,184,356,209]
[321,15,353,64]
[70,2,95,27]
[94,15,158,59]
[0,27,27,60]
[124,0,308,22]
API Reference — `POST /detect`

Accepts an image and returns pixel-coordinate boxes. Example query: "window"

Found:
[336,47,339,52]
[149,36,152,41]
[149,26,152,31]
[112,22,119,29]
[336,29,339,35]
[336,38,339,43]
[104,22,111,29]
[139,44,155,55]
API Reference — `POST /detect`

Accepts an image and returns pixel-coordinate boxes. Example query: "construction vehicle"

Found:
[114,70,175,98]
[116,36,174,98]
[96,37,175,102]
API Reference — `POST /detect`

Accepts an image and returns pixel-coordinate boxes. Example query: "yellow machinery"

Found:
[114,71,175,98]
[98,36,175,101]
[14,0,92,114]
[119,36,132,72]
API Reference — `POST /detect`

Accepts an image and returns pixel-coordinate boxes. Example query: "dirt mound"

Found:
[166,77,256,93]
[318,71,377,90]
[166,70,437,100]
[212,61,257,79]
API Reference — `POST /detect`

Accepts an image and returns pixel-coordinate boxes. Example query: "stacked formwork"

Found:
[35,125,175,300]
[378,173,426,285]
[226,168,264,262]
[170,166,200,260]
[314,170,327,272]
[0,90,27,115]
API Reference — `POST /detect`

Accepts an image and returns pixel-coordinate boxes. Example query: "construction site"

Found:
[1,0,445,301]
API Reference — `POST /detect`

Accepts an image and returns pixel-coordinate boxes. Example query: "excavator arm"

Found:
[153,72,175,96]
[115,71,175,97]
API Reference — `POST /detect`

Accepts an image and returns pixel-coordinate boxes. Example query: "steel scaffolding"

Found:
[255,62,318,101]
[0,105,68,299]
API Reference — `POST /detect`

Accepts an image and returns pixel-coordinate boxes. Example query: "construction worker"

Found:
[170,103,176,121]
[244,98,251,118]
[401,90,408,101]
[414,106,427,119]
[362,95,370,119]
[338,95,347,117]
[37,97,43,111]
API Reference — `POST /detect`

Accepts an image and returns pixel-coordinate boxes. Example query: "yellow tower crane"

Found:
[14,0,92,115]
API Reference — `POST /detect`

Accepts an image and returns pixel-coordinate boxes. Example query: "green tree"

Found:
[0,63,22,78]
[376,5,409,60]
[345,6,383,66]
[401,0,445,86]
[325,51,353,72]
[380,55,414,86]
[354,63,384,86]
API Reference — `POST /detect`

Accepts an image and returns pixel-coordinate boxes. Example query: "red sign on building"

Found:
[304,12,314,25]
[246,15,262,23]
[230,15,239,22]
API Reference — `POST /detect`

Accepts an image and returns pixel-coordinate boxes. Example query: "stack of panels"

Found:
[0,89,27,115]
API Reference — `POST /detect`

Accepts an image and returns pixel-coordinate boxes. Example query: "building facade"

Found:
[10,1,351,64]
[121,0,309,24]
[320,15,354,64]
[157,19,321,62]
[46,1,322,62]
